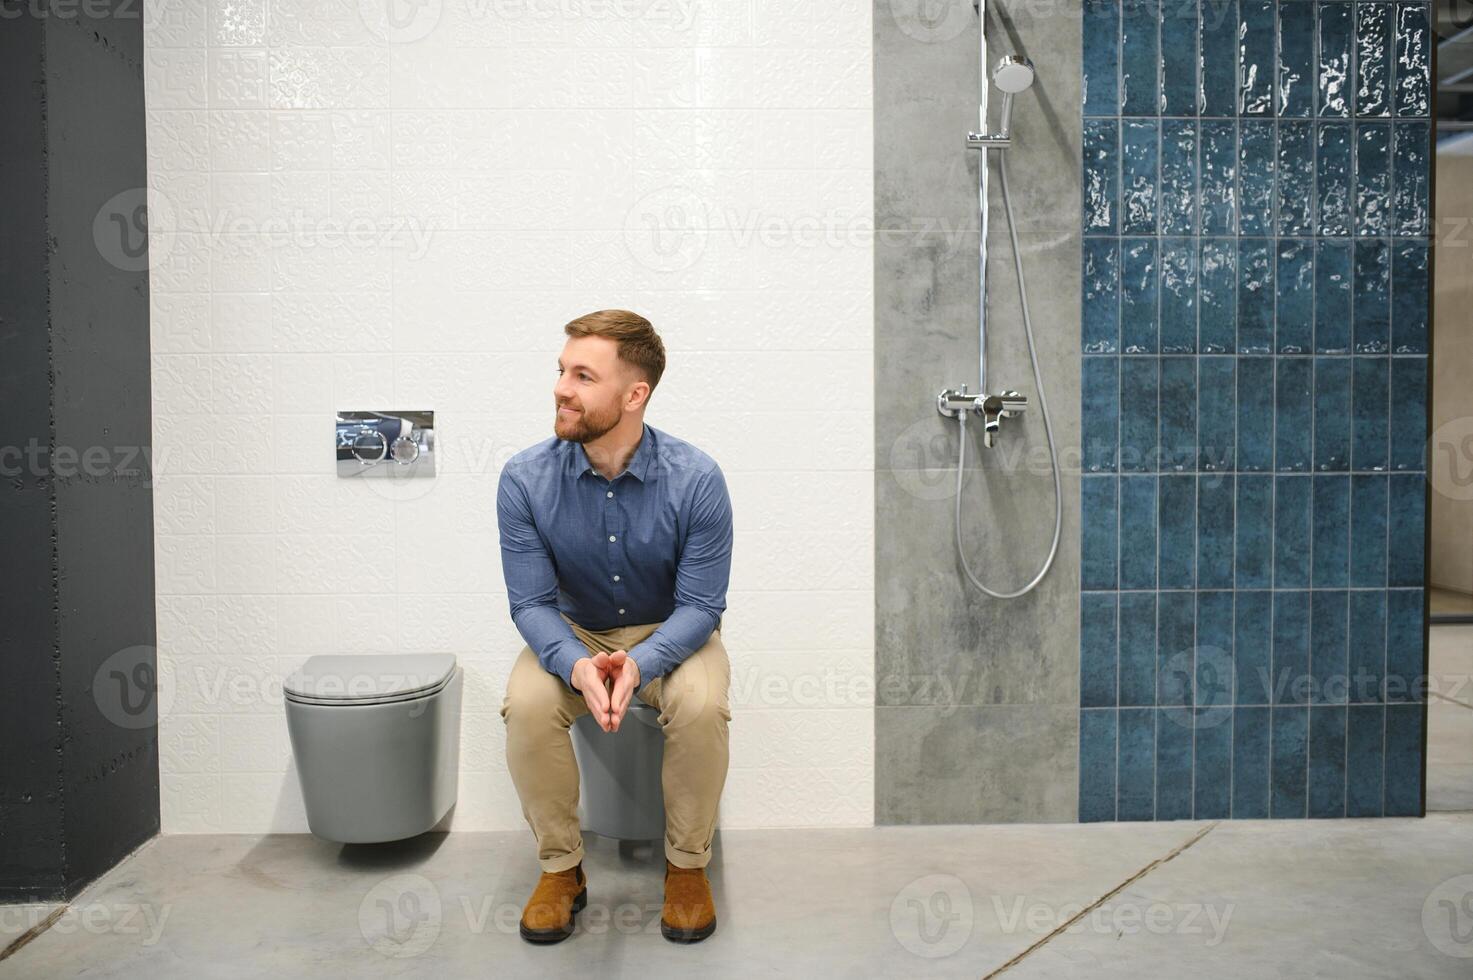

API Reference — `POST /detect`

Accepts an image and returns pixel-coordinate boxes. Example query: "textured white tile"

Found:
[208,109,271,171]
[332,594,401,653]
[268,110,331,170]
[269,47,390,109]
[215,535,279,594]
[220,772,307,831]
[330,110,391,169]
[752,0,813,47]
[210,292,272,352]
[159,715,220,774]
[168,655,278,716]
[139,354,217,421]
[212,595,279,655]
[274,593,337,655]
[146,48,209,109]
[721,592,874,651]
[209,49,269,108]
[268,170,332,223]
[148,110,211,172]
[148,7,874,834]
[209,353,274,415]
[152,414,218,475]
[210,173,271,226]
[272,291,391,352]
[210,0,267,46]
[156,475,216,535]
[220,714,292,771]
[729,708,872,769]
[160,774,223,833]
[156,595,219,655]
[720,766,872,829]
[152,293,213,354]
[266,0,377,47]
[728,648,876,712]
[459,713,508,772]
[146,0,208,48]
[213,475,275,533]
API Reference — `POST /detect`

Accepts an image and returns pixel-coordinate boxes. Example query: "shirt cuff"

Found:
[629,648,658,696]
[548,639,586,690]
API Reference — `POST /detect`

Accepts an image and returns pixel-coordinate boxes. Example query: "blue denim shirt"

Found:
[496,422,733,695]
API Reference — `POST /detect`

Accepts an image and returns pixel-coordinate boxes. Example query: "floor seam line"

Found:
[0,906,68,964]
[0,833,161,964]
[982,821,1220,978]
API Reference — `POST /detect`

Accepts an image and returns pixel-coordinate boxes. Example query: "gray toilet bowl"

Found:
[571,701,666,841]
[284,653,462,844]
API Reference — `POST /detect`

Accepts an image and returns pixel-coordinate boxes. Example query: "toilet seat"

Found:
[284,653,457,706]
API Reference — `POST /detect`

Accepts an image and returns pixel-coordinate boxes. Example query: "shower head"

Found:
[971,55,1036,144]
[991,55,1035,94]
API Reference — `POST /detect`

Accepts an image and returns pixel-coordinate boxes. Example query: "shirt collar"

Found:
[567,423,655,483]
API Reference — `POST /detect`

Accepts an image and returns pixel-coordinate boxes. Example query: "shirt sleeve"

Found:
[496,465,588,689]
[627,463,733,695]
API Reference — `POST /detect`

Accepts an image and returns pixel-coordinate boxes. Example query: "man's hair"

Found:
[563,309,666,392]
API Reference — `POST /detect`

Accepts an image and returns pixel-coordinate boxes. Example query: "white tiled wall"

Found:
[143,0,874,833]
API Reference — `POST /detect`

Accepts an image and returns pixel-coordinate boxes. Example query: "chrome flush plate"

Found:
[336,410,435,478]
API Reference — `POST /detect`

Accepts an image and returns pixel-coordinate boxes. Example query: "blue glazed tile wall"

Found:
[1077,0,1430,822]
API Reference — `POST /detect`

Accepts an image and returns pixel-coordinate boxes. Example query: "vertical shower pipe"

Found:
[976,0,990,394]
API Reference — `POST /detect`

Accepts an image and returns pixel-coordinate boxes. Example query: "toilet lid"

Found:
[284,653,457,703]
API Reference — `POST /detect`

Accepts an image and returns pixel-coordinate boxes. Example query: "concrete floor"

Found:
[2,814,1472,978]
[4,626,1469,977]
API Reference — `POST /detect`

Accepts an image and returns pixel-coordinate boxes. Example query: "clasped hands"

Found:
[570,650,641,732]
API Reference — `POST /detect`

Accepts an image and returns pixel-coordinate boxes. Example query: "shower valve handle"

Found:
[992,390,1027,418]
[934,387,1027,423]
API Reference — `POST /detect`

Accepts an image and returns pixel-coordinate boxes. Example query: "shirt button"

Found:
[606,491,613,498]
[618,608,625,615]
[612,575,620,582]
[608,534,616,542]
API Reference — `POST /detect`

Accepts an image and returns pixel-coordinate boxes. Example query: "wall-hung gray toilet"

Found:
[284,653,462,844]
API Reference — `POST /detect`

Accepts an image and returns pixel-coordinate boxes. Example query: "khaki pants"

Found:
[500,614,732,872]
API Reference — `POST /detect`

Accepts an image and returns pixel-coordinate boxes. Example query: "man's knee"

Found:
[658,647,731,728]
[501,649,573,726]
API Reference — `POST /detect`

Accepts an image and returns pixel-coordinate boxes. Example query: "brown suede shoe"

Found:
[519,863,587,944]
[661,859,716,943]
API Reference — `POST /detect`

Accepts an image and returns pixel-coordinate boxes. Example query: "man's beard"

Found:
[554,401,620,443]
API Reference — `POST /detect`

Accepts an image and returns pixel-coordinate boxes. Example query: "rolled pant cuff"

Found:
[664,840,711,870]
[540,841,585,874]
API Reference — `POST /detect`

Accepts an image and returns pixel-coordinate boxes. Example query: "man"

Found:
[497,309,734,945]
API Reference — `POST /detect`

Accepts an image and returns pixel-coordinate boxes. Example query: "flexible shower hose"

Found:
[954,152,1062,598]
